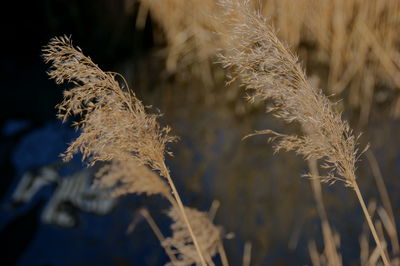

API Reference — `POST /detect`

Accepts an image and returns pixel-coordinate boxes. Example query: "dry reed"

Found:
[307,159,342,266]
[262,0,400,123]
[140,0,223,85]
[163,207,221,265]
[94,158,170,198]
[42,36,226,266]
[217,1,390,265]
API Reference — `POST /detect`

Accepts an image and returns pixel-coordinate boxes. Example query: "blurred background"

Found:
[1,0,400,265]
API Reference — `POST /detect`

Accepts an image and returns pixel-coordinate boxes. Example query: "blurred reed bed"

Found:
[139,0,223,86]
[289,0,400,125]
[140,0,400,124]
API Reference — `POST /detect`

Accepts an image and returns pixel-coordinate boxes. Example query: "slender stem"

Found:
[218,241,230,266]
[140,209,178,265]
[242,241,252,266]
[307,159,342,266]
[353,181,390,266]
[210,201,229,266]
[366,150,396,226]
[366,149,400,258]
[208,200,220,221]
[162,164,207,266]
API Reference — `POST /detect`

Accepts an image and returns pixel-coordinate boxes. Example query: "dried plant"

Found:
[144,0,400,124]
[94,161,223,265]
[261,0,400,123]
[260,0,310,48]
[140,0,224,84]
[308,230,342,266]
[218,1,390,265]
[307,159,342,266]
[163,207,221,266]
[42,36,227,265]
[94,158,171,198]
[43,36,176,174]
[219,0,358,187]
[306,0,400,122]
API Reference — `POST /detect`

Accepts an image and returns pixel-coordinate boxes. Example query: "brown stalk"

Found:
[43,36,207,266]
[218,242,229,266]
[160,164,208,266]
[242,241,252,266]
[218,1,390,264]
[139,208,179,264]
[366,149,400,263]
[308,240,322,266]
[366,151,398,235]
[308,159,342,266]
[353,182,390,266]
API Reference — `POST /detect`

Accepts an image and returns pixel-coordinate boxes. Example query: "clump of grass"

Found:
[164,206,221,265]
[140,0,224,84]
[42,36,226,266]
[143,0,400,124]
[258,0,400,121]
[218,1,390,265]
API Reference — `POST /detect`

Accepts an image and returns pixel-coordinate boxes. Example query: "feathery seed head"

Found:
[163,207,221,265]
[95,158,170,197]
[43,36,177,177]
[219,1,360,187]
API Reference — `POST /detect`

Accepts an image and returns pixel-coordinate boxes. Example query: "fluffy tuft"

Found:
[42,36,177,177]
[219,1,360,187]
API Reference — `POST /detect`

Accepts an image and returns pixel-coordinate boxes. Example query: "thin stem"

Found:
[242,241,252,266]
[353,181,390,266]
[366,150,396,226]
[209,201,228,266]
[161,164,207,266]
[366,149,400,259]
[208,200,220,221]
[218,241,230,266]
[308,159,342,266]
[140,209,179,265]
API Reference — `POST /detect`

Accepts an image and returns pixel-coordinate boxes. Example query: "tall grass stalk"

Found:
[353,182,390,266]
[160,164,208,265]
[366,150,399,248]
[42,36,208,265]
[218,1,390,264]
[308,159,342,265]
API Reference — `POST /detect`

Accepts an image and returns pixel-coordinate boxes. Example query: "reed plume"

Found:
[43,36,176,175]
[163,207,221,266]
[94,158,171,198]
[219,0,358,187]
[218,1,389,265]
[42,36,224,265]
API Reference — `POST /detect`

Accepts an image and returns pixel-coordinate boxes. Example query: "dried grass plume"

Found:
[43,35,223,266]
[163,207,221,265]
[42,36,176,177]
[219,0,359,187]
[218,1,389,265]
